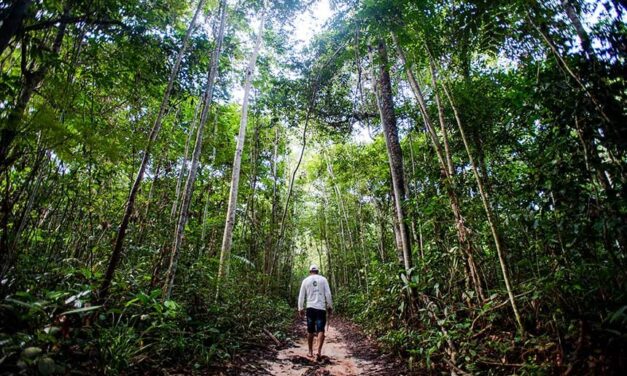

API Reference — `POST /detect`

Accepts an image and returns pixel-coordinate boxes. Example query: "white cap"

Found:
[309,264,319,272]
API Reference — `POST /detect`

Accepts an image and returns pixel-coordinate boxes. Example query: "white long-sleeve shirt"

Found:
[298,274,333,311]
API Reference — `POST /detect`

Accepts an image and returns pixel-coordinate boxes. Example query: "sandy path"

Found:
[264,321,384,376]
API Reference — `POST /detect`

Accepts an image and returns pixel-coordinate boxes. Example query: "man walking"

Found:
[298,264,333,360]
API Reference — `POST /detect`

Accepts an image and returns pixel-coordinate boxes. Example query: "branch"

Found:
[316,110,379,126]
[21,16,126,33]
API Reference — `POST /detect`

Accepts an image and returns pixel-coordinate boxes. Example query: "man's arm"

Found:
[324,279,333,311]
[298,280,306,312]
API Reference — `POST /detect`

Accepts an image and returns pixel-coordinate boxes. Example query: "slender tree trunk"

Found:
[357,202,370,293]
[429,58,454,177]
[268,148,291,279]
[246,117,260,259]
[274,90,315,255]
[324,151,360,283]
[1,35,64,174]
[11,145,46,240]
[372,197,388,263]
[199,185,212,250]
[403,165,420,253]
[163,0,227,300]
[200,111,220,250]
[561,0,593,57]
[389,187,405,264]
[0,11,68,275]
[264,124,280,274]
[392,33,485,302]
[407,132,424,259]
[138,159,162,244]
[371,39,413,275]
[440,73,525,331]
[272,41,349,264]
[215,4,265,299]
[1,4,69,172]
[322,205,337,292]
[171,103,200,220]
[98,0,207,302]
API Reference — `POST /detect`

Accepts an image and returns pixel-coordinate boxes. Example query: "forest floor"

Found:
[207,316,412,375]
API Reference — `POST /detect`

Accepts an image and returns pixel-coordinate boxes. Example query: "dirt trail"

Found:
[263,320,386,376]
[210,317,410,375]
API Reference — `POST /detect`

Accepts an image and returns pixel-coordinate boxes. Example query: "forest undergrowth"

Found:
[1,254,293,374]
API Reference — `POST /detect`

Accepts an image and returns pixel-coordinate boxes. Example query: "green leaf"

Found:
[60,305,102,315]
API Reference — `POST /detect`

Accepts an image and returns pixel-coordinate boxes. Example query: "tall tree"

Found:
[98,0,207,301]
[163,0,228,300]
[371,39,413,275]
[0,6,69,277]
[216,1,267,297]
[438,72,524,331]
[392,33,485,302]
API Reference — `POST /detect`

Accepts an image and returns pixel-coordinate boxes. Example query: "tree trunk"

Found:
[440,73,525,331]
[371,39,413,275]
[390,187,405,264]
[263,124,280,274]
[200,111,220,251]
[163,0,228,300]
[0,0,32,56]
[426,56,455,177]
[171,101,200,220]
[324,151,360,283]
[407,132,424,259]
[322,204,337,292]
[274,88,315,257]
[561,0,593,57]
[138,158,162,244]
[392,33,485,302]
[0,10,68,276]
[0,15,67,174]
[246,116,260,260]
[98,0,207,302]
[216,4,266,298]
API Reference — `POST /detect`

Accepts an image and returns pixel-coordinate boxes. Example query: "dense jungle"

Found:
[0,0,625,374]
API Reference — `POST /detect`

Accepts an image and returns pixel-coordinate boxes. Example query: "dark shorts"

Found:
[306,308,327,333]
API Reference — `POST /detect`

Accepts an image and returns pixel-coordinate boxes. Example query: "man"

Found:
[298,264,333,360]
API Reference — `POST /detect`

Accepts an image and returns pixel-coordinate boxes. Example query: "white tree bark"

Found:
[163,0,227,300]
[171,99,201,220]
[215,3,266,297]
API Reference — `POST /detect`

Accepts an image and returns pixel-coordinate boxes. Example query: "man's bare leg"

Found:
[307,333,315,357]
[316,332,325,360]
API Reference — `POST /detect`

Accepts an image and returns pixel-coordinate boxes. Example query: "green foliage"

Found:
[98,324,139,374]
[1,263,293,373]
